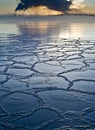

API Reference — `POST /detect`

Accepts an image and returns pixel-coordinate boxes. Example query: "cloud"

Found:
[15,0,94,15]
[16,6,63,16]
[68,0,95,15]
[15,0,72,15]
[15,0,72,11]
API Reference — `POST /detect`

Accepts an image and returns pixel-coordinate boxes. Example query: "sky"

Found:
[0,0,16,13]
[0,0,95,14]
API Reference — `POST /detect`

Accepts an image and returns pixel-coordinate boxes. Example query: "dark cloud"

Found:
[15,0,72,12]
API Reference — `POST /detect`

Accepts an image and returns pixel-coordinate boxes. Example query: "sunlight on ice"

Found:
[0,24,20,35]
[59,23,84,39]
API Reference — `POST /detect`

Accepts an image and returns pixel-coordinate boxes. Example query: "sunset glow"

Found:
[0,0,95,15]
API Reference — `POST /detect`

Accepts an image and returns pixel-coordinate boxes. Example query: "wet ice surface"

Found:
[0,15,95,130]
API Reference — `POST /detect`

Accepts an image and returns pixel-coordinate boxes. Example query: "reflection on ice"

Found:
[0,24,20,35]
[0,15,95,41]
[0,15,95,130]
[16,16,95,40]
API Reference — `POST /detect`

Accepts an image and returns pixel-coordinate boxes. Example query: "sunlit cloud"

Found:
[15,0,95,15]
[15,0,72,15]
[70,0,85,10]
[16,6,63,16]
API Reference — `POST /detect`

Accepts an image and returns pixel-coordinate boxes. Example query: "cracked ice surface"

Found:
[0,15,95,130]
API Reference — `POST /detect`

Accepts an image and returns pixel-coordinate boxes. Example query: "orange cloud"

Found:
[16,6,63,16]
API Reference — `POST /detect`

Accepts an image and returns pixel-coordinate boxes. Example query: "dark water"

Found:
[0,15,95,130]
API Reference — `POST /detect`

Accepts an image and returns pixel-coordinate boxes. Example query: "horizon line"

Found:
[0,13,95,16]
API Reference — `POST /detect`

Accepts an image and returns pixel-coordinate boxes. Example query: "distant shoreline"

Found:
[0,13,95,17]
[0,13,95,23]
